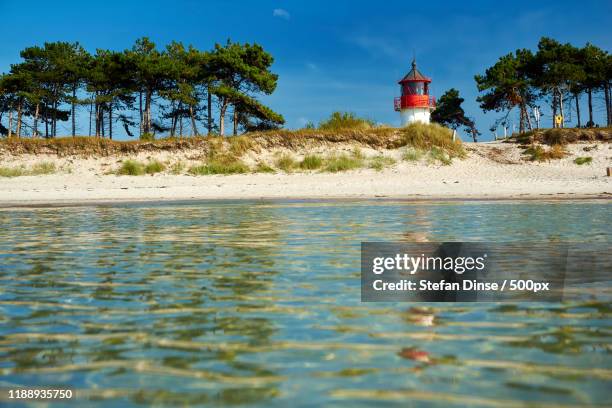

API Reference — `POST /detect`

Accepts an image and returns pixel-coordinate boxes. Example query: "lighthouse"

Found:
[394,59,436,126]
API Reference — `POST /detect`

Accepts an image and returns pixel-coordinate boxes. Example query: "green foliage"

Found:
[144,160,165,174]
[523,144,567,161]
[428,147,452,165]
[253,162,275,173]
[324,152,364,172]
[30,161,56,175]
[188,157,249,175]
[431,88,479,141]
[574,156,592,165]
[229,135,253,156]
[299,154,323,170]
[368,155,396,171]
[399,122,465,158]
[403,148,424,162]
[117,159,145,175]
[0,166,27,177]
[170,161,186,174]
[140,133,155,141]
[275,154,297,172]
[318,112,375,131]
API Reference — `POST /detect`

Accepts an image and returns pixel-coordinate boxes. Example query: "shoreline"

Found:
[1,195,610,209]
[1,140,610,208]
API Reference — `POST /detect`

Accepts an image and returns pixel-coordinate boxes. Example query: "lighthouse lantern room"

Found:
[394,59,436,126]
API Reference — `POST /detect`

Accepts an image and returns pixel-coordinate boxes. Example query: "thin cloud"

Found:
[349,35,403,60]
[272,8,290,20]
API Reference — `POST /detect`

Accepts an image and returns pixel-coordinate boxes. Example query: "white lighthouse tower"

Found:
[394,59,436,126]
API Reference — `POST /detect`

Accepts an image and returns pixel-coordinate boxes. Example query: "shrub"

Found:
[399,122,464,158]
[403,148,424,162]
[428,147,452,165]
[523,144,567,162]
[254,162,275,173]
[275,154,297,172]
[324,154,363,172]
[369,155,396,171]
[229,135,253,156]
[548,144,568,159]
[189,157,249,175]
[140,133,155,141]
[574,156,593,165]
[170,161,186,175]
[117,159,145,175]
[144,160,165,174]
[30,161,56,175]
[0,166,27,177]
[318,111,375,131]
[299,154,323,170]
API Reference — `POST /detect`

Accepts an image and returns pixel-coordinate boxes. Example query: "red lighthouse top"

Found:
[394,59,435,111]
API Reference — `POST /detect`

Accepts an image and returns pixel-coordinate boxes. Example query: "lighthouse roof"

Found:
[398,59,431,83]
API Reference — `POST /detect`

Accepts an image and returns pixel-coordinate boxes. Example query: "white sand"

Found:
[0,142,610,206]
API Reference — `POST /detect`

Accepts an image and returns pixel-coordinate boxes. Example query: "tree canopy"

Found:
[431,88,480,141]
[0,38,284,139]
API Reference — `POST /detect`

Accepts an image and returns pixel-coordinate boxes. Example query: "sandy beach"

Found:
[0,141,610,206]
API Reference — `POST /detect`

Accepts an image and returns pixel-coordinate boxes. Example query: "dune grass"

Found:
[368,155,396,171]
[0,162,56,177]
[117,159,145,175]
[254,162,276,173]
[170,161,186,175]
[324,151,364,172]
[0,165,27,177]
[403,148,424,162]
[523,144,568,162]
[189,155,249,175]
[574,156,592,165]
[317,111,375,131]
[275,154,297,172]
[144,160,165,174]
[299,154,324,170]
[399,122,465,158]
[428,147,453,165]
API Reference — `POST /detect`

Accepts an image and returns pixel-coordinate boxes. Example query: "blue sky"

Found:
[0,0,610,140]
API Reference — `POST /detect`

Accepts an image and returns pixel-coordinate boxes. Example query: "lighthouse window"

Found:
[406,82,424,95]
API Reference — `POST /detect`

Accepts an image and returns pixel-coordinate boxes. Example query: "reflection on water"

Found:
[0,200,610,407]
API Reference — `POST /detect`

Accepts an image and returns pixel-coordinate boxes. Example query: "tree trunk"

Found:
[95,99,100,138]
[518,104,525,134]
[72,85,77,137]
[575,94,581,128]
[145,90,152,134]
[139,91,143,137]
[605,82,611,126]
[16,99,23,138]
[587,88,593,126]
[551,91,557,128]
[219,100,227,136]
[559,90,564,128]
[179,103,183,138]
[89,100,92,136]
[45,113,48,138]
[52,97,57,137]
[101,105,105,138]
[233,107,238,135]
[108,105,113,140]
[7,107,13,138]
[524,105,532,131]
[170,101,176,137]
[207,87,212,135]
[190,105,198,136]
[33,103,40,137]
